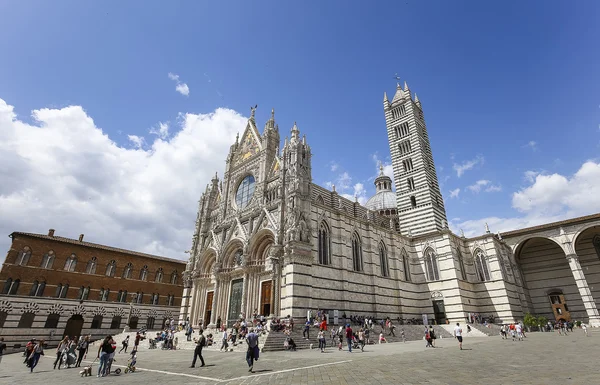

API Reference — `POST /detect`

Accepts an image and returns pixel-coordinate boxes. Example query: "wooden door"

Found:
[260,280,272,316]
[63,315,84,339]
[204,291,214,327]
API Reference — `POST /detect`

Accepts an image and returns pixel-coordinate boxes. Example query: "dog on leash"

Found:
[80,366,92,377]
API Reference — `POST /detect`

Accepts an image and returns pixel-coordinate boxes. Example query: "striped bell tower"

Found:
[383,81,447,236]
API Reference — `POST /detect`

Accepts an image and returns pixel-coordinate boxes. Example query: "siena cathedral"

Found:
[180,82,600,328]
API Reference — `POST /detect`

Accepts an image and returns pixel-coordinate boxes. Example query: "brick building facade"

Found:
[0,229,186,352]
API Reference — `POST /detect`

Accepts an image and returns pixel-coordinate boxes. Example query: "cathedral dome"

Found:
[364,165,397,213]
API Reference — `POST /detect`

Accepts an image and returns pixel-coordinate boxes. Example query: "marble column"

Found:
[567,253,600,327]
[209,278,220,326]
[241,272,249,319]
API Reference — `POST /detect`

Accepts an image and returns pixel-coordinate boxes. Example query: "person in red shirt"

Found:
[345,324,353,352]
[320,319,327,332]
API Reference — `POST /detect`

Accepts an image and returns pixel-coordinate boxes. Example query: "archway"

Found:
[515,237,582,321]
[128,316,139,330]
[250,230,275,265]
[64,314,84,338]
[574,225,600,310]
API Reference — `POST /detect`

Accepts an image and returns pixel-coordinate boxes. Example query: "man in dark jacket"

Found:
[190,330,206,368]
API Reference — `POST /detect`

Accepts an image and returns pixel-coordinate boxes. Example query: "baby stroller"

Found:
[149,339,157,349]
[351,336,362,351]
[124,354,137,373]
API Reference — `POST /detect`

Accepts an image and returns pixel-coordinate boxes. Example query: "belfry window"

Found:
[318,222,331,265]
[410,196,417,208]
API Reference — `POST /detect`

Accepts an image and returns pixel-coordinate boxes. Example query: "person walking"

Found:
[28,339,45,373]
[245,327,259,373]
[303,320,311,339]
[190,329,206,368]
[0,337,6,365]
[97,335,115,377]
[53,336,69,370]
[75,336,89,367]
[318,330,326,352]
[453,323,463,350]
[119,335,130,353]
[582,323,589,336]
[345,324,353,352]
[220,329,228,351]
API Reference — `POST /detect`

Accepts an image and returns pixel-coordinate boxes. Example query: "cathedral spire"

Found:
[291,122,300,141]
[264,107,276,131]
[392,82,404,103]
[383,91,388,102]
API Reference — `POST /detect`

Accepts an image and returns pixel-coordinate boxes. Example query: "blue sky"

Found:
[1,0,599,259]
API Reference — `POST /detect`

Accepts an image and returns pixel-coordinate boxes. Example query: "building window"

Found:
[151,293,159,305]
[392,104,407,119]
[401,250,411,282]
[105,260,116,277]
[457,249,467,281]
[155,268,163,283]
[318,222,331,265]
[170,271,178,285]
[407,177,415,190]
[410,196,417,208]
[122,263,133,279]
[78,286,90,300]
[402,158,414,172]
[99,288,110,301]
[64,254,77,272]
[85,257,97,274]
[139,266,148,281]
[136,292,144,304]
[2,278,20,295]
[40,251,55,269]
[29,280,46,297]
[394,122,410,138]
[44,313,60,329]
[91,315,103,329]
[424,248,440,281]
[593,235,600,259]
[147,317,156,329]
[474,249,491,281]
[18,312,35,329]
[351,233,363,272]
[379,243,389,277]
[16,246,32,266]
[110,316,122,329]
[235,174,256,209]
[117,290,128,303]
[55,283,69,298]
[167,295,175,306]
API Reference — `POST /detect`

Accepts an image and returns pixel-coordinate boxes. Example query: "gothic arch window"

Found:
[170,271,178,285]
[139,265,148,281]
[457,249,467,281]
[594,235,600,259]
[44,313,60,329]
[55,283,69,298]
[122,263,133,279]
[351,232,363,272]
[29,280,46,297]
[316,195,325,205]
[78,286,90,300]
[401,249,411,282]
[105,260,116,277]
[167,294,175,306]
[2,278,20,295]
[155,268,164,283]
[151,293,160,305]
[91,315,103,329]
[474,249,491,281]
[379,242,389,277]
[41,251,55,269]
[64,254,77,272]
[18,312,35,329]
[16,246,32,266]
[117,290,128,302]
[318,221,331,265]
[86,257,97,274]
[424,248,440,281]
[136,292,144,304]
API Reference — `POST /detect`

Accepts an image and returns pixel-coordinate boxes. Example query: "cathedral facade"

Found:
[180,84,600,328]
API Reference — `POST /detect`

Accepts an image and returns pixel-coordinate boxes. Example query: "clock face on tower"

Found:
[235,175,256,209]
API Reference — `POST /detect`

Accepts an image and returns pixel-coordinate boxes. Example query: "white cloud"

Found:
[330,161,339,172]
[523,170,539,183]
[452,155,484,177]
[127,135,146,149]
[0,97,247,262]
[341,183,368,205]
[168,72,190,96]
[523,140,538,151]
[175,83,190,96]
[150,122,170,139]
[450,160,600,237]
[371,153,394,183]
[465,179,502,193]
[449,188,460,199]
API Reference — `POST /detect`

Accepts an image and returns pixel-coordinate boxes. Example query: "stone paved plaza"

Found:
[3,330,600,384]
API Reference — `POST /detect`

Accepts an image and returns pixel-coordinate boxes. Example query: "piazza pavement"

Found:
[2,329,599,384]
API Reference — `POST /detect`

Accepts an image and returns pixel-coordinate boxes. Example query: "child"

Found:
[379,333,387,344]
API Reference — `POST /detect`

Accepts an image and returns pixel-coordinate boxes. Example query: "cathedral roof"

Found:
[365,164,396,211]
